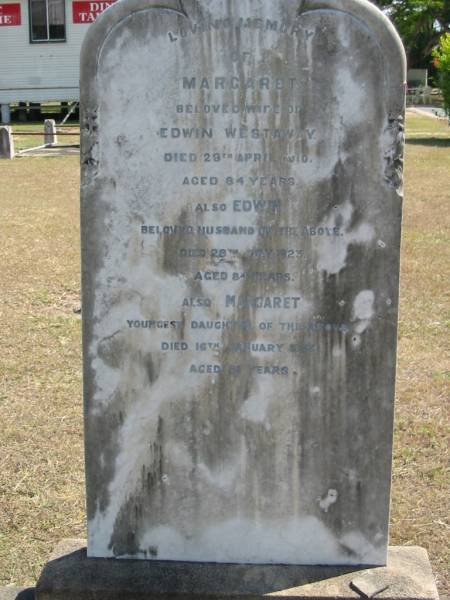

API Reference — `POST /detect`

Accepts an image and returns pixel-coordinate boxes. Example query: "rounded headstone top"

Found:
[81,0,406,115]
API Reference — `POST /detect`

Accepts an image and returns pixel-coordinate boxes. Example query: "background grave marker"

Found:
[0,126,14,159]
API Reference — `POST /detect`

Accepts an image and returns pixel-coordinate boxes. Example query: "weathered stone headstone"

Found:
[80,0,406,566]
[44,119,58,145]
[1,103,11,125]
[0,126,14,159]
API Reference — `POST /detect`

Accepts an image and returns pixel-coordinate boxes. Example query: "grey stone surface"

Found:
[0,126,14,159]
[44,120,57,145]
[80,0,406,564]
[35,540,439,600]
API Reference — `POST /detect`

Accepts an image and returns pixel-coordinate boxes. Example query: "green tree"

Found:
[371,0,450,68]
[432,33,450,114]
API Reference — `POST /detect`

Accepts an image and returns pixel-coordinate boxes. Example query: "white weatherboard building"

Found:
[0,0,115,122]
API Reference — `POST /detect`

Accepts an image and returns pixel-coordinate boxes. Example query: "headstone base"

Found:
[35,540,439,600]
[0,587,34,600]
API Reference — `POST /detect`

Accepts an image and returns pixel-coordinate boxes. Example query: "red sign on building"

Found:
[0,3,21,26]
[72,0,115,23]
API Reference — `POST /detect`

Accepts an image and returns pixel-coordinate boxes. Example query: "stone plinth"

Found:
[0,588,34,600]
[35,540,439,600]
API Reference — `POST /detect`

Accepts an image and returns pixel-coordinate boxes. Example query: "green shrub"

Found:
[433,33,450,116]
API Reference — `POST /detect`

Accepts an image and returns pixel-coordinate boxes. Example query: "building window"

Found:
[29,0,65,42]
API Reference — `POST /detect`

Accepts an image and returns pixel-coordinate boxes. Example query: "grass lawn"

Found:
[0,112,449,594]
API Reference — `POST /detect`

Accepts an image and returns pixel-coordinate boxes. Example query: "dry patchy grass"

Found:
[0,155,84,584]
[390,113,450,593]
[0,113,449,593]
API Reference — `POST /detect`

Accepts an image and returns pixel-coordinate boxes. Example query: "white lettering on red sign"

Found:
[0,3,21,26]
[72,0,116,23]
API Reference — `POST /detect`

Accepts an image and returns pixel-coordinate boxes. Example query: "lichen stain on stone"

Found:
[161,208,192,276]
[383,115,405,193]
[318,488,338,513]
[85,391,126,519]
[97,330,125,370]
[81,106,99,178]
[108,416,165,557]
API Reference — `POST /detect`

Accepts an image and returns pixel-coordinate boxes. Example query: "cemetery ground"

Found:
[0,112,448,595]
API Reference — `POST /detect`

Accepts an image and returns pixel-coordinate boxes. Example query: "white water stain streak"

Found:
[315,199,375,275]
[88,357,209,555]
[352,290,375,334]
[133,517,384,565]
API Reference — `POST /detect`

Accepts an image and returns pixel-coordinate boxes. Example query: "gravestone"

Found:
[0,126,14,159]
[1,103,11,125]
[44,119,58,145]
[80,0,406,566]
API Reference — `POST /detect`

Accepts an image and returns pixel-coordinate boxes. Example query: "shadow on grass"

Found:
[406,137,450,147]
